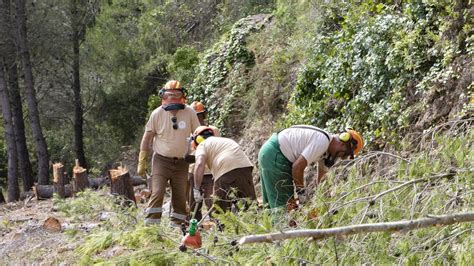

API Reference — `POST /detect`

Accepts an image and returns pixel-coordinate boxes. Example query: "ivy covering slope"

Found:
[188,0,472,150]
[284,0,472,147]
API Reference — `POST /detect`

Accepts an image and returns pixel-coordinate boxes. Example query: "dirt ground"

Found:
[0,197,79,265]
[0,186,175,265]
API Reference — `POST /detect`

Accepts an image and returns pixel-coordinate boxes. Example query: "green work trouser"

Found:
[258,133,294,209]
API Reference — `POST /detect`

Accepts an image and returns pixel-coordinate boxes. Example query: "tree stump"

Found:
[109,166,136,205]
[53,163,67,198]
[34,184,73,199]
[72,159,89,193]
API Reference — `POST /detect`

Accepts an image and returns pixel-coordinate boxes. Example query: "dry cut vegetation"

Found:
[1,119,471,265]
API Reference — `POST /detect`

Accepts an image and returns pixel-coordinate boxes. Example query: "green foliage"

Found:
[77,0,276,147]
[280,0,471,146]
[77,231,114,256]
[190,15,271,132]
[54,189,138,226]
[167,46,199,85]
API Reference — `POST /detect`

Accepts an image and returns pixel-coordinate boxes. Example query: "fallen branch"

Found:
[328,171,457,214]
[238,212,474,245]
[361,151,411,163]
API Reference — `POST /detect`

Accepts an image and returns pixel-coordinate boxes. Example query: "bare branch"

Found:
[328,170,458,214]
[239,212,474,245]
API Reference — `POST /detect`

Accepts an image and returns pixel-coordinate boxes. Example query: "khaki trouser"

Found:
[213,166,256,212]
[188,173,213,221]
[144,153,188,225]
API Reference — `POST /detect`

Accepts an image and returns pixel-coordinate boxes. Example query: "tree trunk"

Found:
[0,0,34,191]
[71,0,87,170]
[53,163,68,198]
[0,61,20,202]
[0,189,5,203]
[72,159,89,193]
[109,167,136,205]
[15,0,50,185]
[33,184,73,200]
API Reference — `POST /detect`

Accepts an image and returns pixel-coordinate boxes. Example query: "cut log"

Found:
[43,217,62,233]
[33,184,73,199]
[89,177,109,189]
[30,176,144,198]
[131,176,147,186]
[53,163,67,198]
[72,159,89,193]
[109,166,136,205]
[85,176,144,189]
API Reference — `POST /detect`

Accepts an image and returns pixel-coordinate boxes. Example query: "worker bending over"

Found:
[187,101,217,220]
[192,126,256,212]
[258,125,363,209]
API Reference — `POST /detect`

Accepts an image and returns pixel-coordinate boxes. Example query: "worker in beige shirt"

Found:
[186,101,217,220]
[192,126,256,212]
[137,80,200,226]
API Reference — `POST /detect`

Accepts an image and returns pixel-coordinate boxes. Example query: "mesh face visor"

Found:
[161,89,184,100]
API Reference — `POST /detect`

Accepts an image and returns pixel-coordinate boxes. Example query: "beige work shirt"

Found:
[195,137,253,180]
[145,106,200,158]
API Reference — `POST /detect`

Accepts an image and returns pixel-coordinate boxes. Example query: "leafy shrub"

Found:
[281,0,471,147]
[167,46,199,85]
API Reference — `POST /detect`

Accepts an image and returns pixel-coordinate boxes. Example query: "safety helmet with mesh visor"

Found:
[160,80,186,111]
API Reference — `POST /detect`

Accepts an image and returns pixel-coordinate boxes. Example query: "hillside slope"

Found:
[0,1,472,264]
[190,1,472,150]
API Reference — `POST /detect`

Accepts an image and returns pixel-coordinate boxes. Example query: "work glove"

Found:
[296,188,307,205]
[193,187,203,203]
[137,150,148,178]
